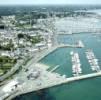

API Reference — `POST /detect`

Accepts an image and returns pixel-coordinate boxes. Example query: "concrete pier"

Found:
[50,65,60,72]
[5,71,101,100]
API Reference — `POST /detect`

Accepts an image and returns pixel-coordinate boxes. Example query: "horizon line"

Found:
[0,4,101,6]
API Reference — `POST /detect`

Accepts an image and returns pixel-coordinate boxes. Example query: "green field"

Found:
[0,56,17,75]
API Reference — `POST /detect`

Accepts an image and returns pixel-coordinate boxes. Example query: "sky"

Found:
[0,0,101,5]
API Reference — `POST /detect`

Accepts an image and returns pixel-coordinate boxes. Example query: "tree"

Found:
[17,33,24,39]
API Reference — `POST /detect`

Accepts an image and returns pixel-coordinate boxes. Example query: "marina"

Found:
[1,32,101,100]
[0,5,101,100]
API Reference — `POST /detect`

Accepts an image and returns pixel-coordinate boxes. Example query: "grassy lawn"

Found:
[30,35,43,44]
[0,56,17,75]
[0,69,3,76]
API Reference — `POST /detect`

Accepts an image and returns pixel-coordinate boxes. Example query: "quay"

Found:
[6,71,101,100]
[58,44,84,48]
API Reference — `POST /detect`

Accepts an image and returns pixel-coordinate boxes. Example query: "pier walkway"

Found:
[50,65,60,72]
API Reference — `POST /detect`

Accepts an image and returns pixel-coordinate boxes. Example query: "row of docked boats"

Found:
[71,51,82,76]
[86,49,100,72]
